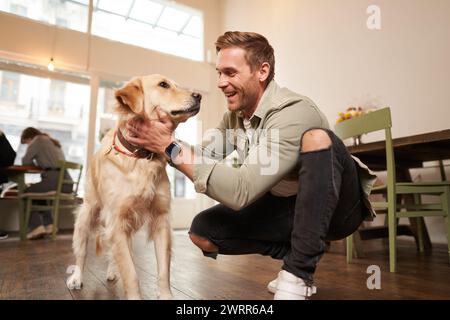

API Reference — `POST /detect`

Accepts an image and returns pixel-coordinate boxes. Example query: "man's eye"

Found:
[159,81,170,89]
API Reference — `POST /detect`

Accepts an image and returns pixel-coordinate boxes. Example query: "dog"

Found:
[66,75,201,299]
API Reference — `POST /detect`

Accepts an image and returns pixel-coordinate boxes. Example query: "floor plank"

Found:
[0,230,449,300]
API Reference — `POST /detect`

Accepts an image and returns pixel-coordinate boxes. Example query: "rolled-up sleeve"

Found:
[193,162,217,194]
[22,142,38,166]
[193,101,324,210]
[193,113,233,193]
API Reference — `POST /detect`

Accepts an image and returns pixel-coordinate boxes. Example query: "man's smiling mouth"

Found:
[225,91,237,98]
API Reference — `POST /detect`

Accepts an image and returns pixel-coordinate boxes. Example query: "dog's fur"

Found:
[66,75,201,299]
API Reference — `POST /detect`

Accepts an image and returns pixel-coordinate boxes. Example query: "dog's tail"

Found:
[95,234,102,257]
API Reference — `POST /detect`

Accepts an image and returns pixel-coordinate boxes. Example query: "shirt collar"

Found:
[237,80,279,123]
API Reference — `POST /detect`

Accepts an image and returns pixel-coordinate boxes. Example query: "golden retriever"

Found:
[66,74,201,300]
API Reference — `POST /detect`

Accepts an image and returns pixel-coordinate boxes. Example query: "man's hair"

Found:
[215,31,275,86]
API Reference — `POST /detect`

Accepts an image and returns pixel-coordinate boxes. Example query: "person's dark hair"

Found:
[20,127,61,148]
[215,31,275,86]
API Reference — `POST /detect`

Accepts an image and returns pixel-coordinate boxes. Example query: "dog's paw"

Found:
[106,265,119,282]
[66,273,83,290]
[106,272,119,282]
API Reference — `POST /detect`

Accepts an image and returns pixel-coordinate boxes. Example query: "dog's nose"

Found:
[192,92,202,102]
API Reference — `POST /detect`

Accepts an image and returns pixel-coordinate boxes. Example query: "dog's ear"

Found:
[115,79,144,114]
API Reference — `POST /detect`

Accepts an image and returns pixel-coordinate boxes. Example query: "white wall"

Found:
[220,0,450,243]
[220,0,450,139]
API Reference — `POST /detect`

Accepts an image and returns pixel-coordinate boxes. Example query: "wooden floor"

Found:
[0,230,449,300]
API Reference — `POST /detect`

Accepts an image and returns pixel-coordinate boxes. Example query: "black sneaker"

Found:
[0,230,8,240]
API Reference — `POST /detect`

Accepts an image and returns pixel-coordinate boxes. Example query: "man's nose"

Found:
[218,78,228,89]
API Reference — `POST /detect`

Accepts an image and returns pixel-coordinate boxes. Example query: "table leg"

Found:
[439,160,447,181]
[19,198,26,241]
[8,172,27,241]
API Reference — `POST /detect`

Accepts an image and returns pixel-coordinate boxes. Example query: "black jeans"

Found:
[189,128,364,284]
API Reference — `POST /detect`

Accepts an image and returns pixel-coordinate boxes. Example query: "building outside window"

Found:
[0,71,20,103]
[0,0,88,32]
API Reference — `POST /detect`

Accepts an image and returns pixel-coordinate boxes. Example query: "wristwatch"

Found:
[165,141,182,167]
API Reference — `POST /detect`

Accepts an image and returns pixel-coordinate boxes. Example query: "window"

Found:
[48,79,66,116]
[0,0,88,32]
[0,67,90,192]
[0,71,20,103]
[95,79,122,149]
[91,0,204,61]
[10,3,26,15]
[0,0,204,61]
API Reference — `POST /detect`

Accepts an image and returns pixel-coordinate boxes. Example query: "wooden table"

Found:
[347,129,450,250]
[348,129,450,174]
[5,165,43,240]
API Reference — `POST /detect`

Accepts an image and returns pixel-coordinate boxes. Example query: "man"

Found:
[0,129,17,240]
[126,31,376,300]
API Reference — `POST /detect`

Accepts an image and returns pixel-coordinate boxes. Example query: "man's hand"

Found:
[126,107,175,154]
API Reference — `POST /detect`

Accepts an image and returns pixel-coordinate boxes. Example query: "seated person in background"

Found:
[0,129,16,240]
[20,127,72,240]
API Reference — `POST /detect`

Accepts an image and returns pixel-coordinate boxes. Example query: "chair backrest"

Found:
[334,107,392,139]
[55,160,83,196]
[334,107,397,202]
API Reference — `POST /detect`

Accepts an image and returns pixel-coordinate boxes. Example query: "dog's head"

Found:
[115,74,201,124]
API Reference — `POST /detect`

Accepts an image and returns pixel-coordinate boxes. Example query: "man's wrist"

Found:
[162,140,174,159]
[161,134,175,156]
[164,140,183,166]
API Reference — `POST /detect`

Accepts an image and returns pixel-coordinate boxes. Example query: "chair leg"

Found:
[413,194,425,253]
[19,198,28,241]
[23,199,32,241]
[52,198,60,240]
[439,160,447,181]
[388,203,397,272]
[442,187,450,262]
[353,229,366,258]
[346,234,353,263]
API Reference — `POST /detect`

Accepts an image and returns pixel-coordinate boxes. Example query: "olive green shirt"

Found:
[193,81,377,220]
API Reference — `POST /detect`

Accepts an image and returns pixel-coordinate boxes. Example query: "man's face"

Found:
[216,47,261,114]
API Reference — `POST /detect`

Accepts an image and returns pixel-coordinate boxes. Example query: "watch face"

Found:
[173,143,182,157]
[166,142,181,160]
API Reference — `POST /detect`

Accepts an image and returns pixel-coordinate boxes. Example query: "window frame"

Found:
[0,0,204,62]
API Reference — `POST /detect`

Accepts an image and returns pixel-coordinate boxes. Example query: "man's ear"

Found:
[115,79,144,114]
[258,62,271,83]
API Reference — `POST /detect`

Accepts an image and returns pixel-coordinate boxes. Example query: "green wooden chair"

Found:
[335,107,450,272]
[21,160,83,240]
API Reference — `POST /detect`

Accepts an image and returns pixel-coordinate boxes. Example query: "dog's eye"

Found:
[159,81,170,89]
